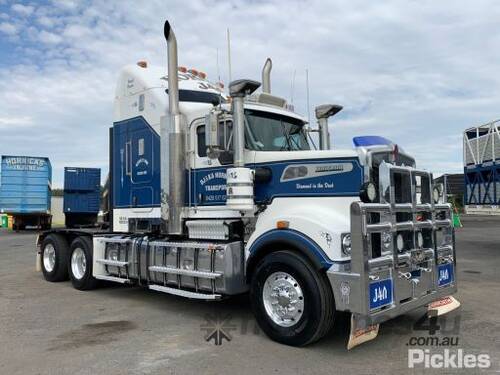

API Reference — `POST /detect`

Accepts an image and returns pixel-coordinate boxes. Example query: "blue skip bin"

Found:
[438,263,454,287]
[369,278,393,310]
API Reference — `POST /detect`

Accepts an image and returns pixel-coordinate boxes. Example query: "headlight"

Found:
[360,181,377,203]
[382,231,392,250]
[396,233,404,252]
[341,234,352,255]
[433,186,441,203]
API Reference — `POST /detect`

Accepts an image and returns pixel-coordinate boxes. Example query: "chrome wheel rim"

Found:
[262,271,304,327]
[43,244,56,272]
[71,247,86,280]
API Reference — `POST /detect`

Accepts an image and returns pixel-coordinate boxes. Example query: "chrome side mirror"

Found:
[205,109,222,159]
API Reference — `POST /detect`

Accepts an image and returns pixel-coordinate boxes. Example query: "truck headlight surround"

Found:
[341,233,352,255]
[360,181,377,203]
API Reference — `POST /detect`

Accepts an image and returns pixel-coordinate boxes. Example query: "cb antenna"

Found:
[216,48,221,83]
[290,69,296,105]
[227,28,232,84]
[306,68,311,125]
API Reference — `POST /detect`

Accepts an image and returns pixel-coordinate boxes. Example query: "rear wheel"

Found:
[41,234,69,282]
[68,236,98,290]
[250,250,335,346]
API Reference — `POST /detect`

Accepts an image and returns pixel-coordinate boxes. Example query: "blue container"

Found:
[0,155,52,214]
[64,191,100,213]
[63,168,101,214]
[64,167,100,192]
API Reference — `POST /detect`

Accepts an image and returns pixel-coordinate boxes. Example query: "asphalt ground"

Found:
[0,215,499,374]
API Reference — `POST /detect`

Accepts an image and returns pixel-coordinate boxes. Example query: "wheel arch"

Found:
[246,229,333,283]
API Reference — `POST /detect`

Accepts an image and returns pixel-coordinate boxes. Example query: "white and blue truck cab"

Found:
[37,20,458,347]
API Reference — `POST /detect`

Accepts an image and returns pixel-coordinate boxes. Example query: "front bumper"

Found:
[327,163,457,327]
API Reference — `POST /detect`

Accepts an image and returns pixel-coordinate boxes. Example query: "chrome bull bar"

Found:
[327,163,457,327]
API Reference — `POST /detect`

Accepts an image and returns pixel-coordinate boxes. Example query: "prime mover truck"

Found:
[36,20,458,347]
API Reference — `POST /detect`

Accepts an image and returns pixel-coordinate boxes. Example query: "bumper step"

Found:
[94,275,131,284]
[149,284,221,300]
[96,259,129,267]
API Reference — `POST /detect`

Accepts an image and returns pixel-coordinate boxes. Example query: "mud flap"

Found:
[347,313,379,350]
[428,295,461,317]
[36,251,41,272]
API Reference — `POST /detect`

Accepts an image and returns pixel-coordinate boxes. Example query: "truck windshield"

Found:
[245,110,310,151]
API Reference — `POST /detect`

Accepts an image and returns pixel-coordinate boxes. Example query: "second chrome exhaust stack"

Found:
[261,58,272,94]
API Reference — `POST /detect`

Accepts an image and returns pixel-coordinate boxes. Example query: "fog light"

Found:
[417,232,424,248]
[341,234,352,255]
[382,231,392,250]
[360,182,377,203]
[396,234,404,252]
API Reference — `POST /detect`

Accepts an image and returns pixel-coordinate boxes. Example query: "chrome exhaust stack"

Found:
[161,20,186,235]
[226,79,260,212]
[261,58,272,94]
[315,104,343,150]
[229,79,260,167]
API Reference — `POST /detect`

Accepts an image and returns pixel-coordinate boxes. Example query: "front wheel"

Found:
[250,250,335,346]
[68,236,98,290]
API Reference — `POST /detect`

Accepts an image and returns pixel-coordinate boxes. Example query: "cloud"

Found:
[0,115,33,128]
[0,21,17,35]
[1,0,499,186]
[38,29,63,44]
[11,3,34,16]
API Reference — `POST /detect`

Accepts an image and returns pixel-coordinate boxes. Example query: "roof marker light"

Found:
[276,220,289,229]
[137,60,148,68]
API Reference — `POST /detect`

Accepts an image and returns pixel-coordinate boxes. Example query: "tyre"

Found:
[250,250,335,346]
[68,236,98,290]
[41,234,69,282]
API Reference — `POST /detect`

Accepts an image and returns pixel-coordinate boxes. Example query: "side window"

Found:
[197,126,207,157]
[196,121,234,157]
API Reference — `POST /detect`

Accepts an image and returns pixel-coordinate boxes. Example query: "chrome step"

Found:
[148,284,221,300]
[148,265,222,279]
[95,275,131,284]
[96,259,129,267]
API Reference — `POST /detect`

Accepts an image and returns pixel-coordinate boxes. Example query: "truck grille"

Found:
[346,161,456,317]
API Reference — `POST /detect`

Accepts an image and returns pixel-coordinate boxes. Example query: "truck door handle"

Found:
[125,142,132,176]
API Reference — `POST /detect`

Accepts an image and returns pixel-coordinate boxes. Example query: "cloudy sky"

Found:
[1,0,499,186]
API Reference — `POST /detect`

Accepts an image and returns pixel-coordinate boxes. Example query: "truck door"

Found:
[191,121,233,206]
[129,126,154,211]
